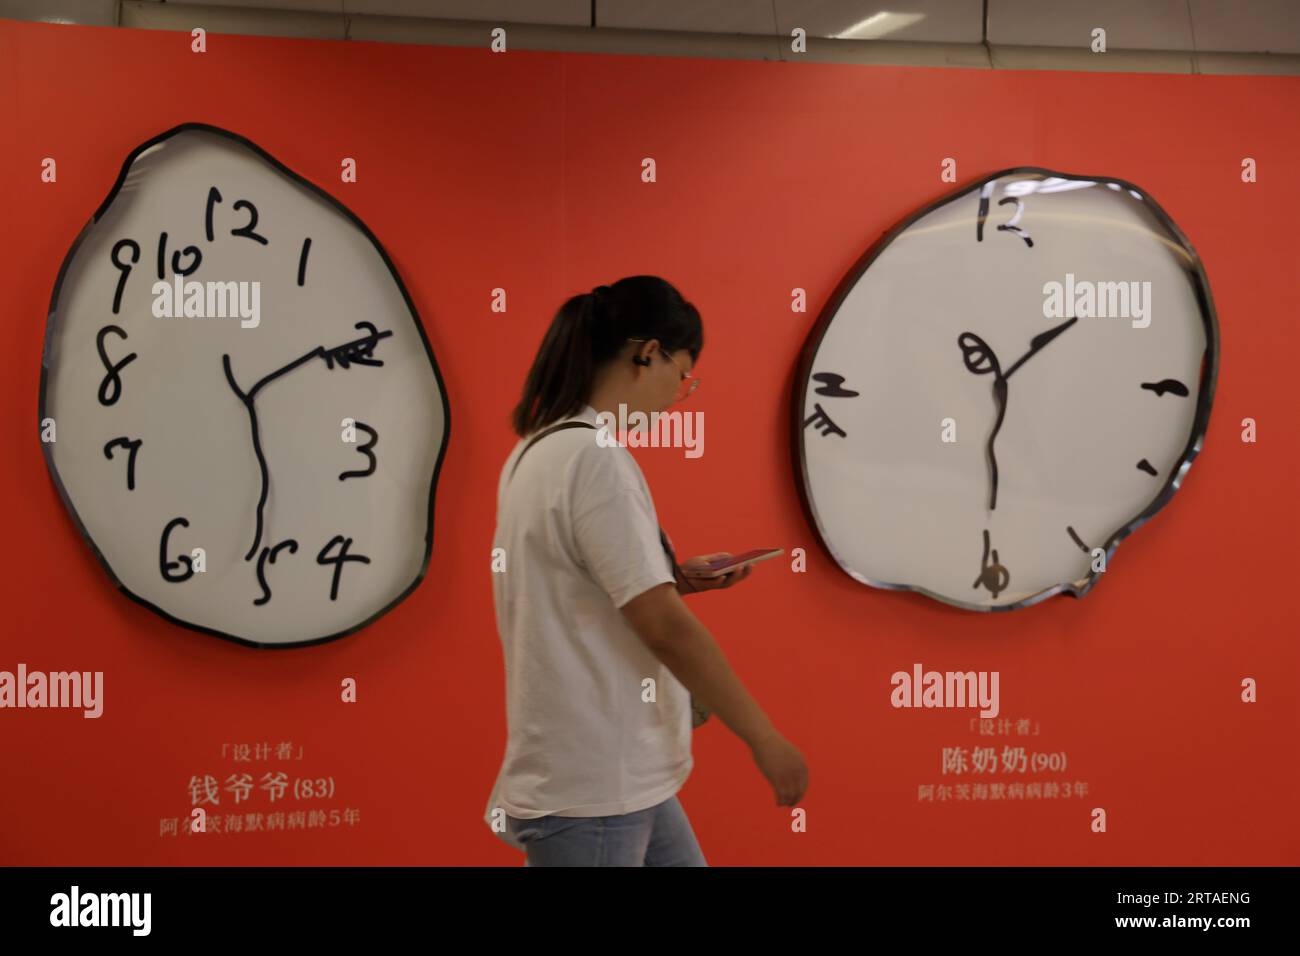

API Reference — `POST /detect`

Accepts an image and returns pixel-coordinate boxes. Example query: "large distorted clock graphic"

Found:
[794,168,1218,611]
[39,123,451,647]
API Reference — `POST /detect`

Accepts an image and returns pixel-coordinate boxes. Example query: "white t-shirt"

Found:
[484,403,693,848]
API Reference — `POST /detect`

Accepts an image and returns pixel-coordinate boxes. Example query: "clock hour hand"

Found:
[247,321,394,400]
[1002,316,1078,380]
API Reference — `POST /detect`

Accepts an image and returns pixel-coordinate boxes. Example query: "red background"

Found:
[1,18,1297,865]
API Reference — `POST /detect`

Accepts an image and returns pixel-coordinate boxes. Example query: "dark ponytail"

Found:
[510,275,703,436]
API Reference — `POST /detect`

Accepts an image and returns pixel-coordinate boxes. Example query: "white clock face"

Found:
[796,169,1217,611]
[40,124,450,646]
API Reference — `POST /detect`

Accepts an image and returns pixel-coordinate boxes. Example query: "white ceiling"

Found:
[3,0,1298,55]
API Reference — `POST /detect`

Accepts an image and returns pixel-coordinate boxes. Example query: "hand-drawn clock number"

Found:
[972,528,1010,599]
[109,239,140,315]
[231,200,268,245]
[317,535,371,601]
[205,186,268,246]
[802,372,860,439]
[156,231,203,279]
[297,237,311,286]
[204,186,221,241]
[254,538,299,606]
[103,437,142,491]
[159,517,196,583]
[96,325,137,406]
[976,184,1034,247]
[340,423,379,481]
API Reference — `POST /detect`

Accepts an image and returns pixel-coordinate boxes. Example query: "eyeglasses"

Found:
[628,338,700,400]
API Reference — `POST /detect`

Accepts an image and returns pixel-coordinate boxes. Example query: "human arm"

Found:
[620,583,808,806]
[569,447,808,806]
[673,554,754,595]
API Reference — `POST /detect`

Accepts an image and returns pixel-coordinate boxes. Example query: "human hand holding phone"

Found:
[679,552,751,591]
[679,548,782,593]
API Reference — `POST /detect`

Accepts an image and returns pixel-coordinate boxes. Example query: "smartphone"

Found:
[684,548,784,579]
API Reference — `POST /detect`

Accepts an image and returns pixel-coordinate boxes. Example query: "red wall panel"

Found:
[0,18,1296,865]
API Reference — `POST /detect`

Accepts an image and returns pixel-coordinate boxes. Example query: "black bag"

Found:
[507,419,711,728]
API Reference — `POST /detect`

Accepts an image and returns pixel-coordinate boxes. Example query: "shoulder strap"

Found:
[505,416,703,720]
[508,420,598,484]
[507,419,694,590]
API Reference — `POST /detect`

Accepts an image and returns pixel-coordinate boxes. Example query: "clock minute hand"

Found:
[320,321,392,371]
[1003,315,1078,380]
[987,377,1007,510]
[222,354,274,561]
[247,322,394,400]
[957,331,1007,511]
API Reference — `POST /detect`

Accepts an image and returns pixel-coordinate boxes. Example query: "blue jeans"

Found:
[507,795,708,867]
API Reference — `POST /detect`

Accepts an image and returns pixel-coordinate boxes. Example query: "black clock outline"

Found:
[38,122,452,649]
[792,167,1219,613]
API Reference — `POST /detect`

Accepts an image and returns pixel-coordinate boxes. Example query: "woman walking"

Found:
[483,275,808,867]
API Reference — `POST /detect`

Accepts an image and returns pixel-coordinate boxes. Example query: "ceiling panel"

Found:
[1189,0,1300,54]
[345,0,590,25]
[155,0,343,12]
[776,0,984,43]
[120,0,347,38]
[0,0,118,26]
[10,0,1300,72]
[598,0,778,34]
[989,0,1194,50]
